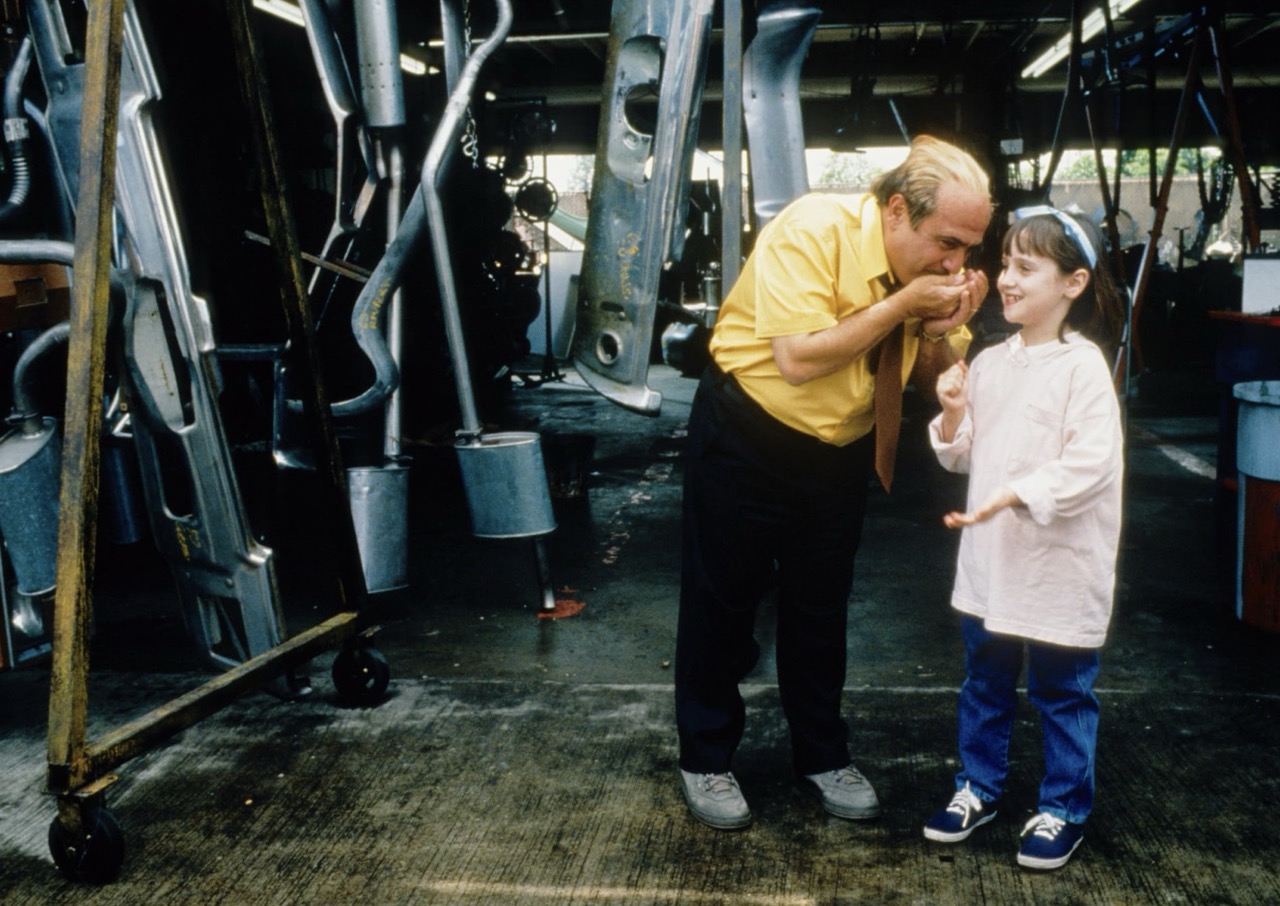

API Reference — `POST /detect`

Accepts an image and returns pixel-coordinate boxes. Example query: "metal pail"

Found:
[455,432,557,539]
[0,418,61,595]
[348,463,411,593]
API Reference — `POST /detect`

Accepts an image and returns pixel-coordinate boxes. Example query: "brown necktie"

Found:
[873,322,904,492]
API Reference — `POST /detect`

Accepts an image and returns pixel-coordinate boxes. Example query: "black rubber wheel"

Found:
[48,803,125,884]
[332,645,391,704]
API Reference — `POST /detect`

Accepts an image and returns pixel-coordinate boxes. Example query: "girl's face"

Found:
[997,239,1088,345]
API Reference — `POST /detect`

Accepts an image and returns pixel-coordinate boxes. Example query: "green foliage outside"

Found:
[1052,147,1216,180]
[811,151,890,189]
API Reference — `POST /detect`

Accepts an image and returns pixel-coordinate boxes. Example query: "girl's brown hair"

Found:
[1002,212,1126,354]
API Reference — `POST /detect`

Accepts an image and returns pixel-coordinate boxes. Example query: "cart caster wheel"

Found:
[48,802,125,884]
[332,645,390,704]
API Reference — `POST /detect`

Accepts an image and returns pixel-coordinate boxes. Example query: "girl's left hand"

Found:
[943,487,1022,528]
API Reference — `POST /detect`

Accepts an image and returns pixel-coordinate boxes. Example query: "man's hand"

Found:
[943,487,1022,528]
[769,268,988,387]
[915,268,987,337]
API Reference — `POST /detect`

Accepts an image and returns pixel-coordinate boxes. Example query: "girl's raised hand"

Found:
[935,359,969,414]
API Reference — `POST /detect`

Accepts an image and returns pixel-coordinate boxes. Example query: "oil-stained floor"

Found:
[1,363,1278,905]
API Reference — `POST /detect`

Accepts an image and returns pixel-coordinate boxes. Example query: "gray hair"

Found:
[871,135,991,228]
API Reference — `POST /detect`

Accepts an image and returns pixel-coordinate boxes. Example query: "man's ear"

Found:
[886,193,908,228]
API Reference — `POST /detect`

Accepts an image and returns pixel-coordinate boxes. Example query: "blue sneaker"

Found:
[1017,812,1084,870]
[923,782,998,842]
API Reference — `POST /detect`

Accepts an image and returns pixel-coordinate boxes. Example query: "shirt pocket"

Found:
[1007,402,1064,477]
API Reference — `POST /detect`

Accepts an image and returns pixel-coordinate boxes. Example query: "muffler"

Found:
[347,462,410,592]
[454,432,556,539]
[0,416,60,596]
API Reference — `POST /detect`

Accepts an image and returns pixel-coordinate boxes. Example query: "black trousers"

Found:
[675,364,874,776]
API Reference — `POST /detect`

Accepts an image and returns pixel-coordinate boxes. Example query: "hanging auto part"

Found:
[275,0,382,464]
[0,320,66,598]
[27,0,291,681]
[0,35,35,225]
[349,0,411,594]
[571,0,715,415]
[411,0,559,610]
[743,3,821,228]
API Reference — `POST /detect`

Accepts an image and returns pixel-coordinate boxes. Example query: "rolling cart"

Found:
[44,0,386,883]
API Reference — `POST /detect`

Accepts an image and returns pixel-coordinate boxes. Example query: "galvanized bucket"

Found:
[0,417,61,596]
[348,462,410,593]
[455,432,556,539]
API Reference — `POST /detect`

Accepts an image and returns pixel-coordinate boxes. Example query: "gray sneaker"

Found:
[802,764,881,819]
[679,769,752,830]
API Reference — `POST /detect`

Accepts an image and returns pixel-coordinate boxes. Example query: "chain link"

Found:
[459,0,480,164]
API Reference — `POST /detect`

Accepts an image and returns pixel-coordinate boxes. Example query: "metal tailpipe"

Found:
[336,0,513,425]
[419,0,558,603]
[10,320,68,427]
[351,0,411,593]
[353,0,405,130]
[0,35,35,225]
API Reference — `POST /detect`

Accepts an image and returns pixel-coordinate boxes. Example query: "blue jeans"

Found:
[954,615,1101,825]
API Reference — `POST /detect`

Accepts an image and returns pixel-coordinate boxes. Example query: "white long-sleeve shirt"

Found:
[929,332,1124,648]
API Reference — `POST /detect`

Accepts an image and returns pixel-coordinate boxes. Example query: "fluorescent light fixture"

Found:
[400,55,427,76]
[1021,0,1143,79]
[253,0,304,27]
[252,0,428,76]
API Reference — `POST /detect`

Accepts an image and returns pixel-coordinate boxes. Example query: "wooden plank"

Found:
[45,0,128,796]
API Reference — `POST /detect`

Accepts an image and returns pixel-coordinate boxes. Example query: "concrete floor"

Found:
[2,363,1279,905]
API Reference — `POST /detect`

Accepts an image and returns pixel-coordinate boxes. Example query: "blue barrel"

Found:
[1234,381,1280,631]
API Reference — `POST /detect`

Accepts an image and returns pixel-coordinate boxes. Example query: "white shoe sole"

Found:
[1017,835,1083,870]
[923,810,997,843]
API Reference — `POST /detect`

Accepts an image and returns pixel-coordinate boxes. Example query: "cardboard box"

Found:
[1242,257,1280,315]
[0,261,72,331]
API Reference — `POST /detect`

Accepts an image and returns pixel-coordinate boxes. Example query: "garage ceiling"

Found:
[399,1,1280,165]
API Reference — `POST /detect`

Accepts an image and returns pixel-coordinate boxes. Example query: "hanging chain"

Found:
[459,0,480,164]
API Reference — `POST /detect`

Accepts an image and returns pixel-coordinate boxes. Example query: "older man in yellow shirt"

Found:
[676,135,993,830]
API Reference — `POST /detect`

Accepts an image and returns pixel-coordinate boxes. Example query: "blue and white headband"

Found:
[1013,205,1098,269]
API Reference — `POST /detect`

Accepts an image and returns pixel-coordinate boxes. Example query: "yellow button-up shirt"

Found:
[711,193,968,446]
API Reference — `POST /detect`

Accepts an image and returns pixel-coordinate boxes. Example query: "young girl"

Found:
[921,206,1126,871]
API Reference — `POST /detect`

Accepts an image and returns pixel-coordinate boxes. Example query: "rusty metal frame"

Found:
[45,0,368,868]
[1112,5,1261,388]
